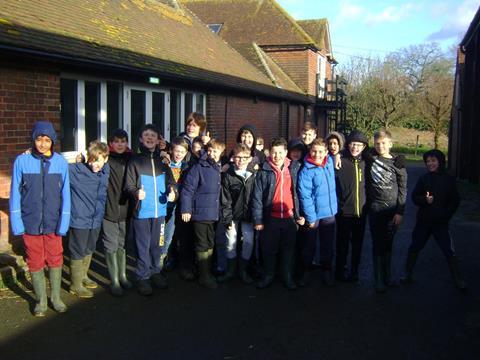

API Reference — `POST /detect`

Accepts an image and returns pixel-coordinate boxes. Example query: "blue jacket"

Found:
[10,152,71,236]
[124,147,176,219]
[251,159,301,226]
[298,156,338,224]
[69,162,109,229]
[181,155,221,222]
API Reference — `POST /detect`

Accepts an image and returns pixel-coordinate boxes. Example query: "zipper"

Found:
[151,153,158,218]
[326,163,333,214]
[280,167,284,218]
[39,158,45,234]
[355,159,360,217]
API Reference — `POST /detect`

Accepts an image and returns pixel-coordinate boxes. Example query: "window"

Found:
[179,91,206,136]
[207,24,222,34]
[60,79,77,152]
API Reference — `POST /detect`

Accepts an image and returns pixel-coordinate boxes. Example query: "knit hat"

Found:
[288,137,306,153]
[346,130,368,145]
[31,121,57,144]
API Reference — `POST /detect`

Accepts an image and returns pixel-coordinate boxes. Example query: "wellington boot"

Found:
[448,256,467,291]
[106,251,123,297]
[347,269,359,282]
[117,248,133,289]
[82,254,98,289]
[384,252,398,287]
[151,272,168,289]
[238,258,254,284]
[217,258,237,283]
[31,270,48,317]
[256,255,276,289]
[374,256,386,293]
[298,266,311,287]
[321,270,335,287]
[136,279,153,296]
[281,250,297,290]
[179,265,196,281]
[400,252,418,284]
[197,251,217,289]
[49,267,67,313]
[69,259,94,298]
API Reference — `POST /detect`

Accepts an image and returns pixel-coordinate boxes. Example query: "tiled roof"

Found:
[0,0,311,102]
[297,19,330,52]
[181,0,316,47]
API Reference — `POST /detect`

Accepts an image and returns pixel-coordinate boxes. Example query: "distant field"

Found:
[389,126,448,151]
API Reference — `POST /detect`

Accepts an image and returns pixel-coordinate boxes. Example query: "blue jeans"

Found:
[160,205,176,257]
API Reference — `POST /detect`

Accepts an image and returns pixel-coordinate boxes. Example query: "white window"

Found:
[179,91,206,133]
[317,55,327,97]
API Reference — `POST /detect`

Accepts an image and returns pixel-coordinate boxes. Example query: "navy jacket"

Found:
[181,155,222,222]
[69,162,109,229]
[251,159,301,226]
[10,152,71,236]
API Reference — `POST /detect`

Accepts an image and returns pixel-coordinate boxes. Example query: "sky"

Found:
[276,0,480,64]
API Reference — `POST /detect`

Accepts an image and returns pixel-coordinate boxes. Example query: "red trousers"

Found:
[23,233,63,272]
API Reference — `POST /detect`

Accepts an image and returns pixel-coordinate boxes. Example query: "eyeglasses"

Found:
[349,143,365,148]
[234,156,251,161]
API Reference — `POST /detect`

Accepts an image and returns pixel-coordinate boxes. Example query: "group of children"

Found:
[10,116,467,317]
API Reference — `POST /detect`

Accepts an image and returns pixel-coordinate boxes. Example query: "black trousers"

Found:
[336,214,367,274]
[192,221,216,253]
[261,217,297,256]
[409,221,455,258]
[369,209,397,257]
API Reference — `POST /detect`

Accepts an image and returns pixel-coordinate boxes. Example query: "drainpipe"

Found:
[224,96,229,143]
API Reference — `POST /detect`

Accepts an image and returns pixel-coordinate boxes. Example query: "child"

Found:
[252,137,304,290]
[256,137,265,154]
[236,124,266,168]
[180,112,210,156]
[102,129,133,297]
[335,130,368,282]
[181,139,225,289]
[403,149,466,290]
[68,140,109,299]
[10,121,70,316]
[218,144,257,284]
[300,122,317,156]
[366,129,407,293]
[124,124,176,296]
[287,138,307,162]
[326,131,345,156]
[298,138,338,287]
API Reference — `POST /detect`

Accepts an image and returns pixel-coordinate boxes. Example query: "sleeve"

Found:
[446,176,460,219]
[251,172,265,226]
[297,168,316,224]
[220,174,233,226]
[395,165,408,215]
[57,160,71,235]
[124,159,139,200]
[411,176,427,207]
[9,157,25,236]
[180,163,199,214]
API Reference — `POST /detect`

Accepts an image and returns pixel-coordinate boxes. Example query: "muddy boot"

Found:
[448,256,467,291]
[136,279,153,296]
[256,255,276,289]
[31,269,48,317]
[49,267,67,313]
[384,252,398,287]
[400,252,418,284]
[117,248,133,289]
[82,254,98,289]
[197,251,217,289]
[217,258,237,283]
[106,251,123,297]
[69,259,94,298]
[374,256,386,293]
[238,258,254,284]
[281,250,297,290]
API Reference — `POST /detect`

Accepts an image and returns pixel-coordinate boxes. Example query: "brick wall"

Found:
[0,66,60,251]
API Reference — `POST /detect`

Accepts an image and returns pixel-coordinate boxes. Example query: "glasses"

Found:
[349,143,365,148]
[234,156,251,161]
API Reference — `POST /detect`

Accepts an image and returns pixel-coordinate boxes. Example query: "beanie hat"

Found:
[346,130,368,145]
[31,121,57,144]
[288,138,306,153]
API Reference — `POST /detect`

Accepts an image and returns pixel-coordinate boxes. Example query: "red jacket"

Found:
[269,158,294,219]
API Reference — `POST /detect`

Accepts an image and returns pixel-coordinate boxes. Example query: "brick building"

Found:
[0,0,341,250]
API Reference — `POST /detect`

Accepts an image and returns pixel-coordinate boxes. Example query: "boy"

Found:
[124,124,176,296]
[252,137,304,290]
[68,140,109,299]
[235,124,266,168]
[180,112,210,154]
[403,149,466,290]
[218,144,257,284]
[325,131,345,156]
[287,138,307,162]
[298,138,338,287]
[102,129,133,296]
[335,130,368,282]
[300,122,317,150]
[366,129,407,293]
[10,121,70,316]
[181,139,225,289]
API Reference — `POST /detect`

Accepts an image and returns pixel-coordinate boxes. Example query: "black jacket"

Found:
[412,170,459,223]
[220,165,256,225]
[336,149,366,217]
[104,151,131,222]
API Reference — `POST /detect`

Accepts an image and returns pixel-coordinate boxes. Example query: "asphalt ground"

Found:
[1,164,479,360]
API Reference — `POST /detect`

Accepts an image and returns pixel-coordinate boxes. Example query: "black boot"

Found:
[238,258,254,284]
[400,252,418,284]
[374,256,386,293]
[281,250,297,290]
[297,263,311,287]
[256,255,276,289]
[384,252,398,287]
[217,258,237,283]
[448,256,467,291]
[117,248,133,289]
[106,251,123,296]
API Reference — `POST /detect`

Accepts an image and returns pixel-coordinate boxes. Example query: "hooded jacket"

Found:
[325,131,345,154]
[124,145,177,219]
[104,150,132,222]
[336,149,366,217]
[10,121,71,236]
[234,124,266,166]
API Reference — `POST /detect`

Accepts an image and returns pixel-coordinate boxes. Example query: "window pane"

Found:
[107,82,122,140]
[60,79,77,152]
[184,93,193,120]
[196,94,204,114]
[85,81,100,146]
[152,92,165,137]
[131,90,146,152]
[170,90,180,137]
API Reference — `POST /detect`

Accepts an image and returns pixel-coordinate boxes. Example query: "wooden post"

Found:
[415,134,419,157]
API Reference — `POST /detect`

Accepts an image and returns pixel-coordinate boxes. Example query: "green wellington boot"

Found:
[400,252,418,284]
[238,258,254,284]
[117,248,133,289]
[49,267,67,313]
[448,256,467,291]
[256,255,276,289]
[82,254,98,289]
[196,250,217,289]
[69,259,94,298]
[217,258,237,283]
[373,256,386,293]
[30,269,48,317]
[106,251,123,296]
